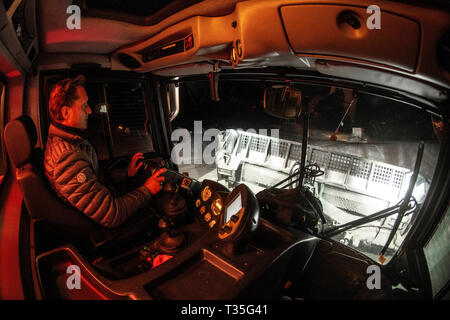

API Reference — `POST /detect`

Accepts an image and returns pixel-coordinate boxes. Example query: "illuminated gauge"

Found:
[200,205,206,214]
[195,199,201,208]
[201,186,212,202]
[211,198,223,216]
[209,220,216,229]
[204,213,211,222]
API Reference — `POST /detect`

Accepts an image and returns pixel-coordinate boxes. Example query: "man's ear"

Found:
[61,106,70,120]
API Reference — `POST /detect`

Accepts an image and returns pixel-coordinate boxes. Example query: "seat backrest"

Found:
[4,116,99,248]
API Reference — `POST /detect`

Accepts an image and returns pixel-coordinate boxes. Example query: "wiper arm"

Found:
[323,196,418,237]
[323,142,424,264]
[378,141,425,263]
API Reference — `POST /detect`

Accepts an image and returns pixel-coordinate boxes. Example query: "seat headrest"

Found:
[4,115,38,168]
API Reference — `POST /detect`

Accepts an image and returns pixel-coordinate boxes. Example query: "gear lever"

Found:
[156,215,185,252]
[155,182,187,252]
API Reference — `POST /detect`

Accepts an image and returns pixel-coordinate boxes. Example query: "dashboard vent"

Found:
[141,34,194,63]
[118,53,142,69]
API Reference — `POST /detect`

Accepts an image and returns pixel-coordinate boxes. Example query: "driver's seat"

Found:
[4,115,157,254]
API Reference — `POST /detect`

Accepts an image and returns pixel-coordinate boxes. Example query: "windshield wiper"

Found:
[378,141,424,262]
[323,141,425,262]
[323,196,418,238]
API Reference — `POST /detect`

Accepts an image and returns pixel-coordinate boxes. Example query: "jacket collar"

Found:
[49,121,88,140]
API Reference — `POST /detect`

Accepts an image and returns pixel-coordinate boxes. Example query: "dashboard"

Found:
[195,180,229,230]
[35,171,316,300]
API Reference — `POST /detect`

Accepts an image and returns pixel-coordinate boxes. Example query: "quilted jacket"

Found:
[44,123,152,227]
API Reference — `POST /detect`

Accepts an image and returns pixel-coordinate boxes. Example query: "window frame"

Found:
[102,79,155,158]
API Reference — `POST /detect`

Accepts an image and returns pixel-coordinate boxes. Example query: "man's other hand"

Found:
[144,168,167,195]
[127,152,144,177]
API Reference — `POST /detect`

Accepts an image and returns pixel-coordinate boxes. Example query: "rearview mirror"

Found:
[263,85,302,119]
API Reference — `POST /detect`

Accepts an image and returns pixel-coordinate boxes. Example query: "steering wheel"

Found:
[140,160,202,195]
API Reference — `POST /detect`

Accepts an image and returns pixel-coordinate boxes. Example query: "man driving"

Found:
[44,75,166,227]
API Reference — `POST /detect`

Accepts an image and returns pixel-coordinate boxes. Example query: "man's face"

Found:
[63,86,92,130]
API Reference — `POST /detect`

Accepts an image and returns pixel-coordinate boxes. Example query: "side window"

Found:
[44,77,155,161]
[104,81,155,158]
[0,82,6,185]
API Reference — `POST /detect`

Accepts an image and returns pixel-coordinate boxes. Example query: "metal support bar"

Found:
[298,112,309,187]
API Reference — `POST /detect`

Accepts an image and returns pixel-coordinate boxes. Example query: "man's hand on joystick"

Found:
[144,168,167,195]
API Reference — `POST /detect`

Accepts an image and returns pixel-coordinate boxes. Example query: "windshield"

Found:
[170,78,441,264]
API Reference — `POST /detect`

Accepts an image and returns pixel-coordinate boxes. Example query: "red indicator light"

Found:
[185,35,194,50]
[152,254,173,269]
[6,70,21,78]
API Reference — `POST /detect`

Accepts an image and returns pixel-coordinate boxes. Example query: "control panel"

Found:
[195,180,229,229]
[216,184,260,255]
[218,192,244,239]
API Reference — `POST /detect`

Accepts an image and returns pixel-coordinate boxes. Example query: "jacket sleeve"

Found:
[52,149,152,228]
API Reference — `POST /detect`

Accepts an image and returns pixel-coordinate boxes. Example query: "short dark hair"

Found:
[48,75,86,122]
